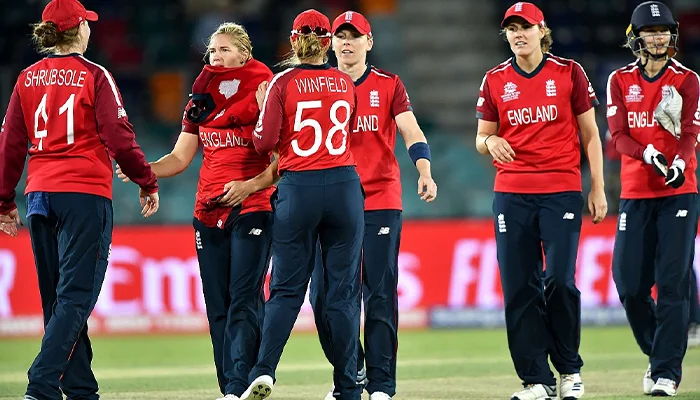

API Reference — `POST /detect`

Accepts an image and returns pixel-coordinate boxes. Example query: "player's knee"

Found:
[656,283,688,302]
[364,302,393,322]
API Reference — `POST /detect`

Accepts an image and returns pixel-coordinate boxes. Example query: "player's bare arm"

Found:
[396,111,437,201]
[117,132,199,181]
[476,119,514,163]
[577,108,608,223]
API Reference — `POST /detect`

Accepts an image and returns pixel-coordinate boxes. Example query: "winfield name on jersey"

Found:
[507,105,558,126]
[24,68,87,88]
[294,76,349,94]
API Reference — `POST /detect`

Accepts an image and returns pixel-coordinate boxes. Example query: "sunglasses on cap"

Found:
[291,26,331,37]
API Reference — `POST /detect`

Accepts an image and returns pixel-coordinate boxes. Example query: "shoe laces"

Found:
[561,374,576,383]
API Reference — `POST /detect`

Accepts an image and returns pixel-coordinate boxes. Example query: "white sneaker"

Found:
[216,395,240,400]
[369,392,392,400]
[643,364,654,395]
[357,367,368,388]
[688,324,700,348]
[324,388,335,400]
[510,384,557,400]
[559,373,584,399]
[241,375,273,400]
[651,378,677,397]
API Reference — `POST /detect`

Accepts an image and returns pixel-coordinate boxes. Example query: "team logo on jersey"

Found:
[661,85,673,98]
[625,84,644,103]
[117,107,127,119]
[501,82,520,102]
[370,90,380,107]
[477,97,485,107]
[546,79,557,97]
[219,79,241,99]
[607,105,618,117]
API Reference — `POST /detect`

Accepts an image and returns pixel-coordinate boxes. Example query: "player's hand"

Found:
[642,144,668,177]
[417,175,437,202]
[116,164,131,183]
[665,157,686,188]
[219,180,254,207]
[139,189,159,218]
[0,208,22,237]
[588,186,608,224]
[485,136,515,163]
[256,81,268,110]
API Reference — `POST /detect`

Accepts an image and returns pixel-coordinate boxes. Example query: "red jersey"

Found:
[350,66,412,211]
[476,54,599,194]
[182,111,274,227]
[0,54,156,213]
[253,64,356,172]
[606,58,700,199]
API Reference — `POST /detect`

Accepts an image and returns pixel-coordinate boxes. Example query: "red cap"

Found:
[42,0,98,32]
[332,11,372,37]
[292,9,331,33]
[501,2,545,28]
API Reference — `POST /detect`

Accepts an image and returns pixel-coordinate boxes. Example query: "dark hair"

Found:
[31,21,81,54]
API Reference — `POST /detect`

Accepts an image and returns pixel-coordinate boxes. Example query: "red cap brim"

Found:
[501,12,538,27]
[85,10,99,22]
[333,21,370,36]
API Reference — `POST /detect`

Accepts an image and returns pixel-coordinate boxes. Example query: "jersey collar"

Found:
[296,63,332,70]
[636,59,672,83]
[47,53,82,58]
[354,64,372,86]
[511,53,549,79]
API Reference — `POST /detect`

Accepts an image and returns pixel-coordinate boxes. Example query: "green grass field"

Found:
[1,327,699,399]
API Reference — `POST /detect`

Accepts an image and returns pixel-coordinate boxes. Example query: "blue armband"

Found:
[408,142,431,165]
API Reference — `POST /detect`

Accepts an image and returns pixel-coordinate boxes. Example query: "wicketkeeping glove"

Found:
[643,144,668,177]
[665,156,686,188]
[654,85,682,139]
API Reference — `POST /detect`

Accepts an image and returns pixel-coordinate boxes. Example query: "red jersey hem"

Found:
[620,187,698,199]
[494,172,582,194]
[24,184,112,200]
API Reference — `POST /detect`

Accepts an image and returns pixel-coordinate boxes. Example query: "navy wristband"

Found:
[408,142,431,165]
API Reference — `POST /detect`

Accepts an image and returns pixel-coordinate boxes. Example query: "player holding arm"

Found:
[606,1,700,396]
[475,3,605,399]
[117,23,276,400]
[241,10,364,400]
[0,1,158,399]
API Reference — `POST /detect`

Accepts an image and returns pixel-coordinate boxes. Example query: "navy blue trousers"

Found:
[194,210,272,396]
[493,191,584,386]
[310,209,402,396]
[613,194,697,384]
[249,167,364,400]
[24,192,112,400]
